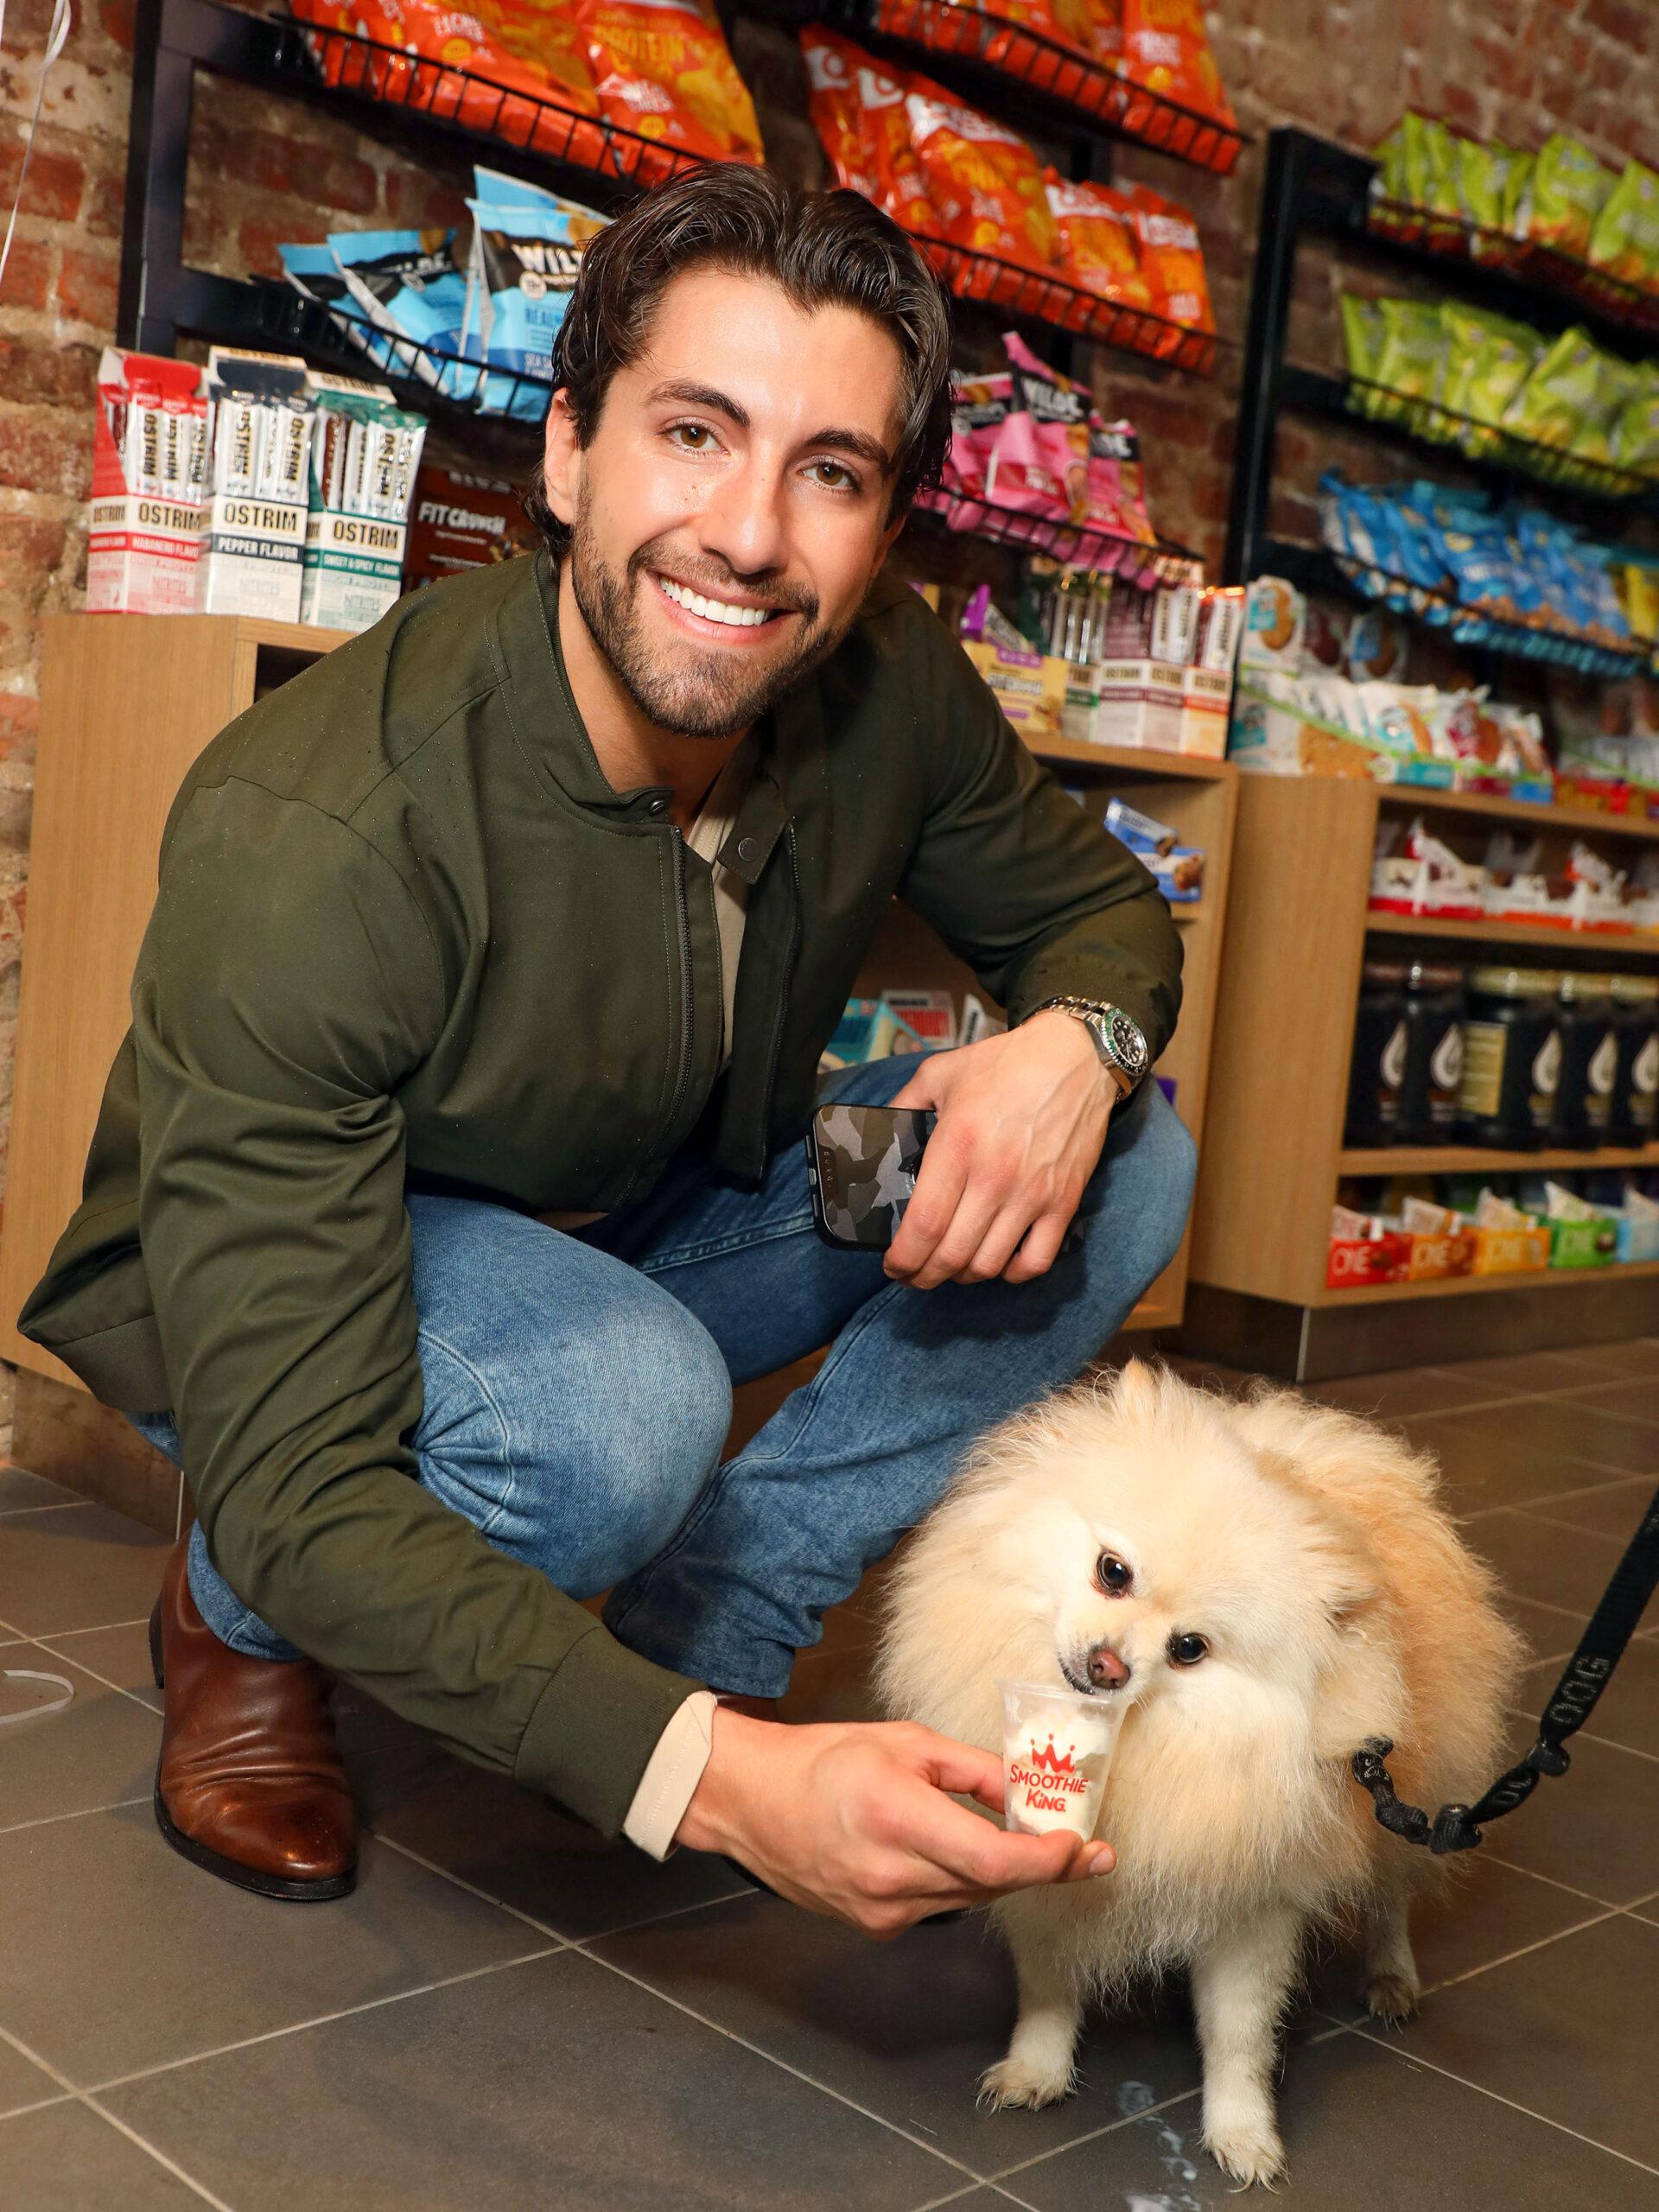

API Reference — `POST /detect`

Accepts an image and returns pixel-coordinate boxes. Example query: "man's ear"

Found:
[540,391,582,530]
[868,505,907,578]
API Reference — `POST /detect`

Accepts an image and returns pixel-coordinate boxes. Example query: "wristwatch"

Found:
[1026,996,1150,1100]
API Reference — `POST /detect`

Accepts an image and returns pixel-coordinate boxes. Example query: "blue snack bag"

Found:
[329,229,469,395]
[279,244,399,375]
[464,199,609,421]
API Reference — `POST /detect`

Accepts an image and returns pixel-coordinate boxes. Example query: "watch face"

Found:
[1108,1009,1148,1077]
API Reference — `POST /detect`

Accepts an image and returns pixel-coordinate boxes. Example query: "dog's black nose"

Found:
[1087,1642,1131,1690]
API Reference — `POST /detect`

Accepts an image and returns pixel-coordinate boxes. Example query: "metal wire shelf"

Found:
[1366,193,1659,345]
[914,233,1218,375]
[1274,534,1644,680]
[277,12,715,192]
[848,0,1242,175]
[1307,366,1659,505]
[911,486,1199,586]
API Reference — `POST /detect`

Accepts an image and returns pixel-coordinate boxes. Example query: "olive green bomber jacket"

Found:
[16,550,1182,1836]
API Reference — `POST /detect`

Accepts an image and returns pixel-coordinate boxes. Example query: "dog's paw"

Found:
[1363,1970,1420,2028]
[976,2056,1075,2112]
[1203,2112,1287,2190]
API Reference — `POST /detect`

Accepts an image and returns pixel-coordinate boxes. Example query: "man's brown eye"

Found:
[1096,1553,1132,1596]
[1169,1632,1209,1666]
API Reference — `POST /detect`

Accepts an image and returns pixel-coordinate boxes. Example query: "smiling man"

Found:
[19,169,1192,1932]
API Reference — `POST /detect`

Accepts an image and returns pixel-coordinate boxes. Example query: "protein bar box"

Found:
[195,350,314,622]
[86,350,207,615]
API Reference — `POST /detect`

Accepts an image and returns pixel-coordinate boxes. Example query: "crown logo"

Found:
[1030,1736,1076,1775]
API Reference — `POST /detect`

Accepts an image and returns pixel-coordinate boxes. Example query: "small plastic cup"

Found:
[997,1677,1126,1840]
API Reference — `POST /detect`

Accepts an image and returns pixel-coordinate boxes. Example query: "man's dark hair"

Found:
[524,166,953,553]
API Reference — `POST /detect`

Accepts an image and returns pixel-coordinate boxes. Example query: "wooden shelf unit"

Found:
[1366,912,1659,957]
[1373,785,1659,846]
[1185,772,1659,1375]
[0,616,1237,1446]
[1341,1142,1659,1175]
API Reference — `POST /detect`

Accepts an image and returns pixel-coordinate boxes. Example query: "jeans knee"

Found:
[555,1299,732,1591]
[1077,1084,1198,1286]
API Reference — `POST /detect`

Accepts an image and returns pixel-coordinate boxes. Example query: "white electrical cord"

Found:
[0,1668,74,1726]
[0,0,74,292]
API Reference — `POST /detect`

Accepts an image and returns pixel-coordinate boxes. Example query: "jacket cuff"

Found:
[1006,970,1169,1068]
[513,1625,706,1837]
[622,1691,720,1860]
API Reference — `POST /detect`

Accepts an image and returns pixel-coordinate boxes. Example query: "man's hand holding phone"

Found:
[675,1709,1115,1938]
[880,1009,1114,1289]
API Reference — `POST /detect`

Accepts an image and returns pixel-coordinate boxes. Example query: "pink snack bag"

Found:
[986,331,1086,520]
[947,369,1012,504]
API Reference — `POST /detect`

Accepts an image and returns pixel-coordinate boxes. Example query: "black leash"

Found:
[1351,1477,1659,1856]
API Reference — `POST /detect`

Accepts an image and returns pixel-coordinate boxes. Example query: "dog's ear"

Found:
[1112,1358,1160,1423]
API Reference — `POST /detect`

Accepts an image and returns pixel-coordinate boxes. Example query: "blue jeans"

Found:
[128,1052,1194,1696]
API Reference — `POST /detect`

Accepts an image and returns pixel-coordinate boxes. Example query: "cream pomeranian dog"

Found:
[876,1360,1522,2190]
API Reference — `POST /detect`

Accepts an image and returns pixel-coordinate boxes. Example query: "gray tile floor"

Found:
[3,1342,1658,2209]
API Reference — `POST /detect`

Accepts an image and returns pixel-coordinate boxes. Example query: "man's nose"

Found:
[696,457,788,578]
[1087,1641,1131,1690]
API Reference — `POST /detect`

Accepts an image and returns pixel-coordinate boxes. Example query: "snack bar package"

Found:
[902,73,1058,270]
[86,349,208,615]
[1042,169,1156,315]
[1517,133,1617,261]
[289,0,603,160]
[330,229,468,391]
[302,378,428,632]
[404,465,537,588]
[197,347,315,620]
[1118,0,1235,127]
[1125,183,1213,342]
[577,0,763,165]
[1588,159,1659,290]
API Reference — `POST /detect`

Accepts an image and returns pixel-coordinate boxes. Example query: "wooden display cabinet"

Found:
[1186,774,1659,1379]
[0,613,1236,1524]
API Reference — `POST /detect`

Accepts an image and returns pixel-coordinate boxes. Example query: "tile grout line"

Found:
[87,1945,563,2097]
[566,1883,758,1946]
[1478,1848,1640,1910]
[986,2079,1204,2183]
[0,1796,150,1840]
[576,1943,988,2190]
[368,1828,582,1948]
[28,1633,166,1719]
[1503,1701,1659,1769]
[1414,1904,1624,1998]
[0,2024,235,2210]
[1330,2021,1659,2180]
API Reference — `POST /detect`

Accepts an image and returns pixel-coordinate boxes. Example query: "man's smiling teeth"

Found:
[658,575,777,627]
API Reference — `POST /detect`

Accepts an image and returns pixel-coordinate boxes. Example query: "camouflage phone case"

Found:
[807,1104,936,1250]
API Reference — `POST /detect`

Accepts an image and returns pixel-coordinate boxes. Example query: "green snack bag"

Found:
[1371,119,1412,234]
[1518,133,1617,261]
[1587,160,1659,289]
[1501,151,1535,239]
[1438,306,1541,458]
[1611,365,1659,474]
[1503,326,1609,461]
[1373,298,1452,429]
[1340,295,1389,418]
[1418,116,1465,247]
[1578,348,1645,467]
[1464,143,1529,260]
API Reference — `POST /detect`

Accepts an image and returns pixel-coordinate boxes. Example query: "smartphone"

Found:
[806,1102,936,1251]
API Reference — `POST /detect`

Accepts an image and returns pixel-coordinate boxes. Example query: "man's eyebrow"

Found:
[805,426,895,476]
[645,379,750,428]
[645,380,894,476]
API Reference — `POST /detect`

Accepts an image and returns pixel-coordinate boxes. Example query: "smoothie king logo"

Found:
[1012,1734,1088,1800]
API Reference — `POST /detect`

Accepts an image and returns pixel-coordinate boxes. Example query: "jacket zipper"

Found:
[756,821,803,1165]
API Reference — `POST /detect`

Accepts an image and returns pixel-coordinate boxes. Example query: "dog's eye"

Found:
[1096,1553,1133,1596]
[1168,1632,1209,1667]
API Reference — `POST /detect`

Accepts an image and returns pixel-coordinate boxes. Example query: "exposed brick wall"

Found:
[1,0,1657,1426]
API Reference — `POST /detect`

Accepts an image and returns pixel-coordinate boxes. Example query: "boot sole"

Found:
[149,1601,357,1904]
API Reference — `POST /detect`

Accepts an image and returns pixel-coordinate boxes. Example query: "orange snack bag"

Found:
[902,72,1058,270]
[577,0,763,163]
[292,0,601,153]
[1120,0,1234,125]
[1082,0,1123,67]
[975,0,1097,57]
[800,26,879,200]
[1043,168,1155,312]
[1127,181,1213,335]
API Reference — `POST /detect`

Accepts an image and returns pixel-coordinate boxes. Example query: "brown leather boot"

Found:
[149,1535,358,1902]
